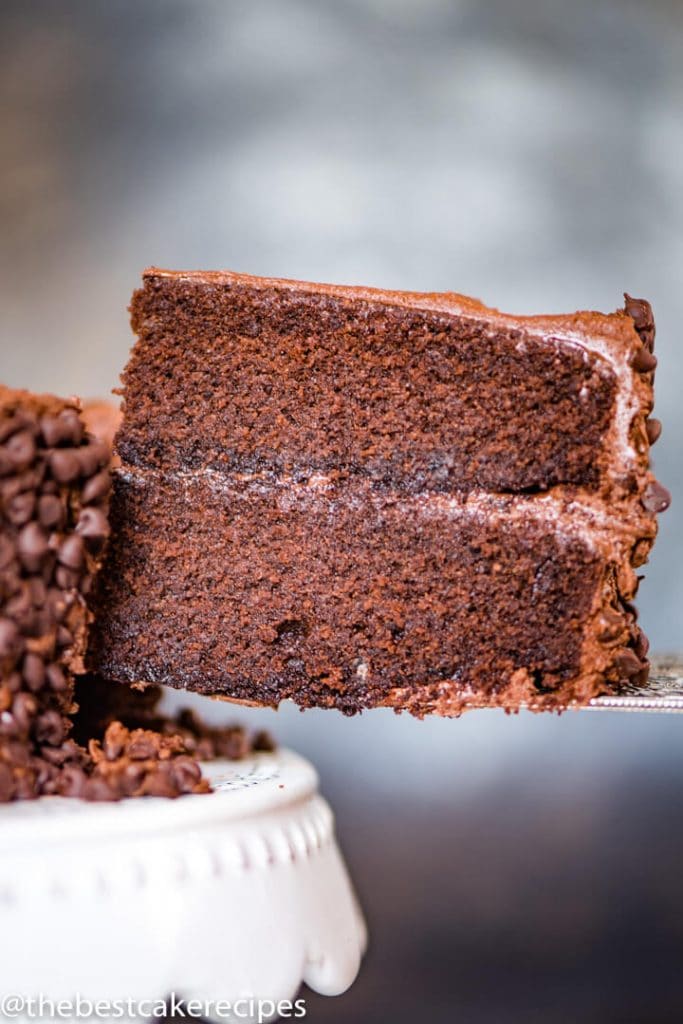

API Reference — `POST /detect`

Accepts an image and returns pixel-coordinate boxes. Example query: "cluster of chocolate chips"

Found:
[159,707,275,762]
[69,675,275,798]
[77,717,273,800]
[597,603,651,689]
[62,721,210,800]
[623,294,670,516]
[0,399,111,801]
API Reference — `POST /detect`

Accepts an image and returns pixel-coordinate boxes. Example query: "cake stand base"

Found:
[0,749,366,1023]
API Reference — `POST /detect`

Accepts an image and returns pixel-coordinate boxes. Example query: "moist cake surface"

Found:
[90,269,670,714]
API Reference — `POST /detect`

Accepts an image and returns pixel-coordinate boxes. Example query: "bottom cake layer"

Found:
[89,468,651,715]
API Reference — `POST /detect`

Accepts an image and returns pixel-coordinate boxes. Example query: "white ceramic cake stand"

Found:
[0,749,366,1023]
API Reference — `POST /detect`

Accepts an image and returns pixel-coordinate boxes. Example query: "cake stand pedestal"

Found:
[0,749,366,1023]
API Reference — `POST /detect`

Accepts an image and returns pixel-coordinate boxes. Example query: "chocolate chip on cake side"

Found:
[88,269,670,715]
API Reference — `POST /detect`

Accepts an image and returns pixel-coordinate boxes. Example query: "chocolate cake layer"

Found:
[90,270,668,713]
[123,270,654,497]
[91,468,654,714]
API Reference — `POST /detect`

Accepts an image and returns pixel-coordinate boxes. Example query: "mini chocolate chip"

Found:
[221,729,251,759]
[57,765,89,798]
[5,671,22,694]
[645,418,662,445]
[4,429,36,471]
[171,756,203,792]
[40,415,72,448]
[81,469,111,504]
[116,765,146,798]
[17,522,49,572]
[0,716,16,740]
[252,729,275,752]
[59,410,84,445]
[40,416,63,447]
[634,665,650,687]
[0,415,29,443]
[0,535,17,570]
[1,467,40,503]
[56,625,73,648]
[0,450,14,476]
[22,652,46,692]
[46,663,68,692]
[55,564,81,589]
[46,587,71,621]
[41,746,68,767]
[40,413,80,447]
[75,506,109,548]
[28,576,47,607]
[21,606,51,639]
[40,549,57,584]
[126,734,158,760]
[614,648,644,679]
[634,628,650,660]
[642,480,672,514]
[57,534,86,570]
[624,294,655,348]
[5,582,31,618]
[0,617,21,658]
[34,710,66,745]
[631,348,657,373]
[13,772,39,800]
[103,729,125,761]
[33,757,58,792]
[2,570,23,599]
[37,493,65,529]
[60,739,83,764]
[4,739,30,764]
[0,763,14,802]
[15,772,40,799]
[12,692,37,732]
[83,778,119,802]
[76,440,109,477]
[76,439,109,476]
[48,449,81,483]
[140,770,181,799]
[6,490,36,526]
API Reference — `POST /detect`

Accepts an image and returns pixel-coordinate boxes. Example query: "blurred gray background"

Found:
[1,2,682,1021]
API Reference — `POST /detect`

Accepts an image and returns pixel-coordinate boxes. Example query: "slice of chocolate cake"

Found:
[89,270,669,714]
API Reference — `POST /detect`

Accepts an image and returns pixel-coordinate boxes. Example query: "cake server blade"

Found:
[584,655,683,713]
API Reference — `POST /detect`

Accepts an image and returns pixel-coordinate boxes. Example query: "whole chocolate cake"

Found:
[89,269,669,714]
[0,387,112,798]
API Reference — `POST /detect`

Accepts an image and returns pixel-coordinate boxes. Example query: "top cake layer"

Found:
[121,269,656,499]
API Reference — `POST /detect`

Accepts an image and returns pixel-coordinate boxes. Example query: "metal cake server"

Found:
[585,656,683,713]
